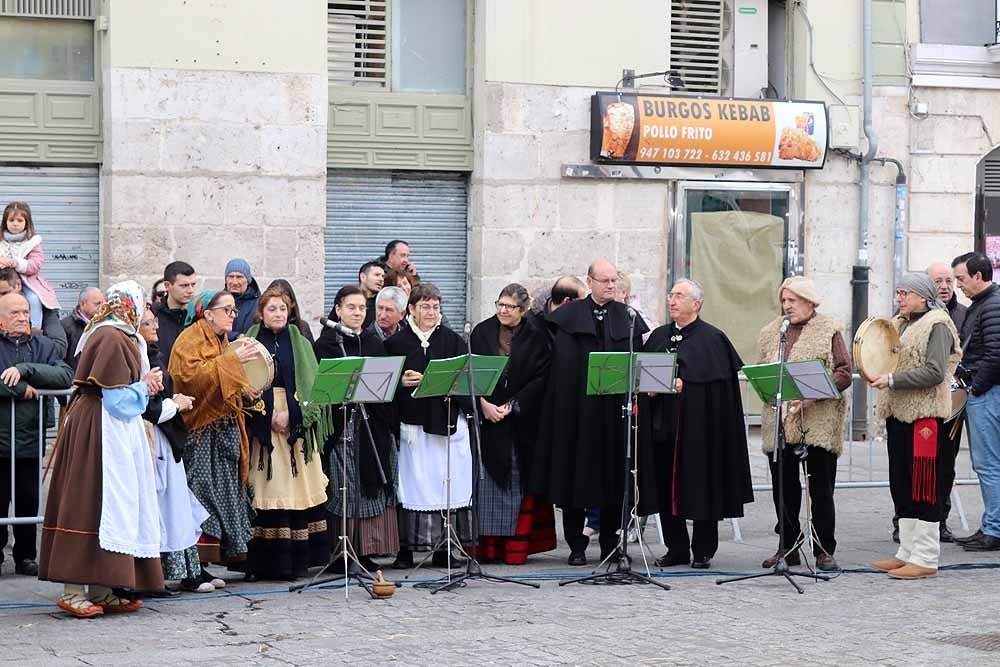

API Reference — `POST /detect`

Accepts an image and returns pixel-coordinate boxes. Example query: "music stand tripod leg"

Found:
[717,329,832,593]
[418,345,544,594]
[291,333,383,599]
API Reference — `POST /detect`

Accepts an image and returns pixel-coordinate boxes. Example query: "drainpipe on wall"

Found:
[852,0,879,441]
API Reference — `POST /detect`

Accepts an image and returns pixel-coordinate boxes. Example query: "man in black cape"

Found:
[638,278,753,569]
[531,259,647,565]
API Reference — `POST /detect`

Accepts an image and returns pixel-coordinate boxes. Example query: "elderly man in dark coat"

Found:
[531,259,647,566]
[0,292,73,577]
[60,286,105,370]
[638,279,753,570]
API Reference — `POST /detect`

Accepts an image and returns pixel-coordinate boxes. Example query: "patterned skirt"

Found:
[325,412,399,556]
[246,504,330,580]
[397,507,474,552]
[477,451,556,564]
[477,496,557,565]
[183,418,254,565]
[330,506,399,557]
[161,545,201,581]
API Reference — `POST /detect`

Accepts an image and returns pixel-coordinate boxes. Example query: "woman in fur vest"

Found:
[870,273,961,580]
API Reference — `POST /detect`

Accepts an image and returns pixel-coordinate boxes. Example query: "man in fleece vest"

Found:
[754,276,852,572]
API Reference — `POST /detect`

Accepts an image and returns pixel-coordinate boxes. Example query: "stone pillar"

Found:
[469,83,669,324]
[100,0,328,320]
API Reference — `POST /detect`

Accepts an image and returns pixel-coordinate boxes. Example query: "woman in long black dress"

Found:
[471,283,556,565]
[314,285,400,571]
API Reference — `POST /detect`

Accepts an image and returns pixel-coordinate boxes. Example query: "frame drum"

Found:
[853,317,901,383]
[225,337,275,392]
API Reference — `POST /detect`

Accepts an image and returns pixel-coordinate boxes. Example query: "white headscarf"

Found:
[75,280,150,376]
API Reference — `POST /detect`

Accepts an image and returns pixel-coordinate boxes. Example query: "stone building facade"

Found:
[0,0,993,336]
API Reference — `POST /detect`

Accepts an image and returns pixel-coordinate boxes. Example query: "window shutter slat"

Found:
[670,0,724,95]
[328,0,388,88]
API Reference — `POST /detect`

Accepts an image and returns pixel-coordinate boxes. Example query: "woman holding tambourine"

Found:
[169,290,258,585]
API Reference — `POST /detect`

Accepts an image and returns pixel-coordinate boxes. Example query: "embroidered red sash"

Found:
[912,417,938,504]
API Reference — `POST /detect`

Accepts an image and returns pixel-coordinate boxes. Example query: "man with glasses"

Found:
[531,259,647,566]
[952,251,1000,551]
[60,286,105,371]
[638,279,753,570]
[924,262,967,543]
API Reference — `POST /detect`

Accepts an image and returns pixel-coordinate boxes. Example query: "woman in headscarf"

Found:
[169,290,258,586]
[869,273,961,580]
[384,283,472,569]
[39,281,165,618]
[471,283,556,565]
[137,304,212,593]
[264,278,315,343]
[314,285,400,571]
[243,287,331,581]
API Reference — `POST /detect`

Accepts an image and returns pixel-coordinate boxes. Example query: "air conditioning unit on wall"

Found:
[670,0,768,98]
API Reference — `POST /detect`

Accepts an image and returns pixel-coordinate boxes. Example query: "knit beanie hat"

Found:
[778,275,821,307]
[225,257,253,282]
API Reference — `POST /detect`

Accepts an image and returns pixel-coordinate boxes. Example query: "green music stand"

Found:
[411,354,507,399]
[586,352,677,395]
[741,359,840,403]
[305,355,405,406]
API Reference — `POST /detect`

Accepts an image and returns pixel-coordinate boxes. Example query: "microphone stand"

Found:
[716,318,830,593]
[291,329,397,599]
[560,307,669,590]
[429,323,540,593]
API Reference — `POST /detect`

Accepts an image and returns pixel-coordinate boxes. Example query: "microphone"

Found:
[626,306,637,320]
[463,321,472,336]
[319,317,359,337]
[780,315,791,334]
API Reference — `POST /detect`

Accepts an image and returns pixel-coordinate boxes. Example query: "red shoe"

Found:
[57,597,104,618]
[95,598,144,614]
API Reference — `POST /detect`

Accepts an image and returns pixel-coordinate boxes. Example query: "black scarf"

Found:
[249,326,304,479]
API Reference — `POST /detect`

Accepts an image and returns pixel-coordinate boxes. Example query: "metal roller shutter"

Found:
[0,166,99,312]
[326,170,468,327]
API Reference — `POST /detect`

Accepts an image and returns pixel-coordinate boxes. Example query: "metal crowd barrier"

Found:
[1,388,73,527]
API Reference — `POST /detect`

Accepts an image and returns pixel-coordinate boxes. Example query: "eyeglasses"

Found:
[154,291,168,299]
[894,290,912,299]
[209,306,239,317]
[589,276,618,285]
[495,301,521,312]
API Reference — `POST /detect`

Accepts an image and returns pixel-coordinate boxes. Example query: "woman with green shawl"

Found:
[244,286,331,581]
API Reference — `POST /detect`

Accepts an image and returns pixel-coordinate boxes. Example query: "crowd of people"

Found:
[0,198,999,617]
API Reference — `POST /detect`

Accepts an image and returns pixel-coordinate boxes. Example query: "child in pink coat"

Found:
[0,202,60,329]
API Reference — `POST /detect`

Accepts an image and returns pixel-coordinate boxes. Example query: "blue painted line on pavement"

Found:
[3,561,998,610]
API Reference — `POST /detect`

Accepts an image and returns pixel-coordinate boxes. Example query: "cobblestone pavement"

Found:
[2,445,999,666]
